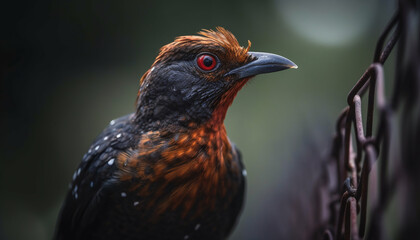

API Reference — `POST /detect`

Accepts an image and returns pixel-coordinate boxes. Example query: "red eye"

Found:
[197,54,217,71]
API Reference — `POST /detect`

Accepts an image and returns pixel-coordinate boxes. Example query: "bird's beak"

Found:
[225,51,297,79]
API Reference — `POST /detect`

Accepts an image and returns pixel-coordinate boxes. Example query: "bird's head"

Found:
[135,27,297,130]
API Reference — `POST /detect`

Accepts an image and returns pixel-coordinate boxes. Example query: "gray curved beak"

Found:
[225,51,297,79]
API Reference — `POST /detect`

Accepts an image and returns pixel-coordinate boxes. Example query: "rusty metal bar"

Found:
[344,197,358,240]
[358,145,377,238]
[374,12,400,63]
[326,8,400,240]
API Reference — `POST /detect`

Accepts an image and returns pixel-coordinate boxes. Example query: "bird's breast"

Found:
[116,123,243,219]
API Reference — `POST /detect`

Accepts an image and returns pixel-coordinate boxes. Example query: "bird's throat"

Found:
[209,79,249,127]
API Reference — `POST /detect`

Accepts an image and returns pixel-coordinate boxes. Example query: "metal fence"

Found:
[323,1,420,239]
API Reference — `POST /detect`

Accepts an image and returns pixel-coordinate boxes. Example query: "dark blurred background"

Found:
[1,0,397,239]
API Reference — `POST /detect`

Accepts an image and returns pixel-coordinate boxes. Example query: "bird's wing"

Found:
[225,144,246,238]
[54,113,139,240]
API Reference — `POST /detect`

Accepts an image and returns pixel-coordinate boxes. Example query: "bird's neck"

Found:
[207,78,249,127]
[134,93,213,131]
[134,78,249,131]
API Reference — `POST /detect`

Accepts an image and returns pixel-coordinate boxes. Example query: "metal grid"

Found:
[323,8,402,240]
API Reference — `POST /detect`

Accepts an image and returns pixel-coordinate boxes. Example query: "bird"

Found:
[54,27,297,240]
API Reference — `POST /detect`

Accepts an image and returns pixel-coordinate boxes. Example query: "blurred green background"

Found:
[1,0,397,239]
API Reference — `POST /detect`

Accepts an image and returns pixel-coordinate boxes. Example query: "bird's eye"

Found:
[196,54,218,71]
